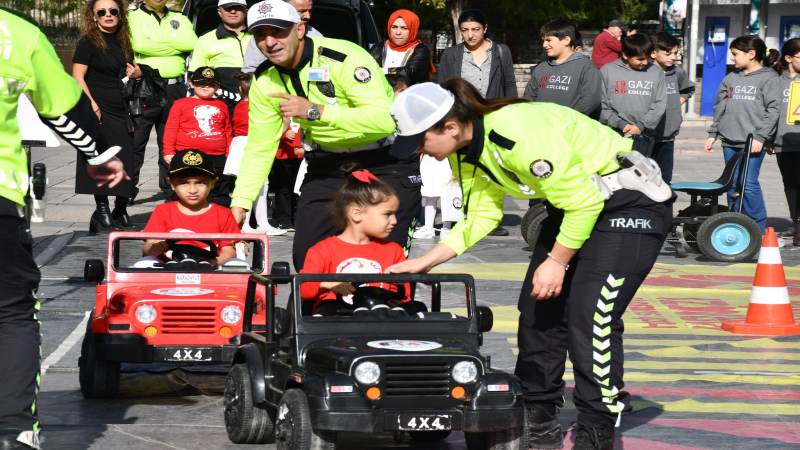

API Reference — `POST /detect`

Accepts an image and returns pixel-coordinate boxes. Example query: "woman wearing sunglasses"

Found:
[72,0,139,233]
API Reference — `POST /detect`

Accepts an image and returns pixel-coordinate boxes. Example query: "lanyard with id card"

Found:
[307,65,330,82]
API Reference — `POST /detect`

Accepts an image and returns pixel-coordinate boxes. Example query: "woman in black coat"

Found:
[73,0,139,233]
[371,9,433,86]
[437,9,517,100]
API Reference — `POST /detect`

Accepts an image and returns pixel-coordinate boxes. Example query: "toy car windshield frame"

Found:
[107,232,268,274]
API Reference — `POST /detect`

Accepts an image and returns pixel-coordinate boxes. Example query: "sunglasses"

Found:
[221,5,246,12]
[96,8,119,17]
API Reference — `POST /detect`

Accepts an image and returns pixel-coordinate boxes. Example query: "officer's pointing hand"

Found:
[269,92,321,120]
[86,157,130,188]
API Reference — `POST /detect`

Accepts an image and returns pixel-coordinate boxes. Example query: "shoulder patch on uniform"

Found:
[320,47,347,62]
[530,159,553,179]
[353,67,371,83]
[254,60,274,78]
[488,130,516,150]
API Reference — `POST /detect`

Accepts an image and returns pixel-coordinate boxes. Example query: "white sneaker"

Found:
[264,224,288,236]
[413,227,435,239]
[438,228,450,239]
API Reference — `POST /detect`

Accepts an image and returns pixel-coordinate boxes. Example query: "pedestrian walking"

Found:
[591,19,629,69]
[387,80,672,450]
[229,0,420,270]
[72,0,138,233]
[0,9,127,449]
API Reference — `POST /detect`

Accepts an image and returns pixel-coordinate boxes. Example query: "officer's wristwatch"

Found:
[307,104,321,121]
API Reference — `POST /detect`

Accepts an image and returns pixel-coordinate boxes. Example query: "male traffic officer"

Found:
[230,0,421,270]
[128,0,197,199]
[241,0,321,73]
[0,9,128,449]
[189,0,252,111]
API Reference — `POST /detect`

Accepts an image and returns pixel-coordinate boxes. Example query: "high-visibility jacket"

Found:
[441,102,632,253]
[231,36,395,210]
[129,5,197,78]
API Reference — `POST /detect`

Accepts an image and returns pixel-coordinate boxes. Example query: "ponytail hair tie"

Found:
[352,169,379,184]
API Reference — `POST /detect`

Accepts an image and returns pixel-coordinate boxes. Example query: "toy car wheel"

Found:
[275,389,336,450]
[78,318,120,398]
[408,430,451,442]
[224,363,274,444]
[696,212,761,262]
[521,201,548,248]
[465,426,526,450]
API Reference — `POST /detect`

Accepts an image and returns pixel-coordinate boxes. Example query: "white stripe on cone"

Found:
[757,247,783,265]
[749,286,791,305]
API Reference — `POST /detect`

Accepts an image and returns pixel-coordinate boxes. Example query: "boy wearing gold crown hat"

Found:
[143,149,241,264]
[163,66,234,205]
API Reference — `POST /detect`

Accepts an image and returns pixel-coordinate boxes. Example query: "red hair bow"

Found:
[352,169,379,184]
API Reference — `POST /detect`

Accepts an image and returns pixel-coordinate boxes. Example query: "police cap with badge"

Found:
[169,150,218,179]
[191,66,221,86]
[247,0,301,30]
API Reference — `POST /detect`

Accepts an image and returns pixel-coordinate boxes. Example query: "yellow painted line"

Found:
[506,337,800,350]
[560,371,800,386]
[631,346,800,361]
[508,348,800,373]
[435,262,800,281]
[633,399,800,416]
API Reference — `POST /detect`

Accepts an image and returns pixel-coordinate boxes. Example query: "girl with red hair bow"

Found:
[371,9,435,86]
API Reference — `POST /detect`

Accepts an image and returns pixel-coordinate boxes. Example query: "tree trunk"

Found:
[449,0,465,44]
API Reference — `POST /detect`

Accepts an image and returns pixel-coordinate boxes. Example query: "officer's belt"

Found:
[592,151,673,203]
[310,139,391,154]
[0,197,24,218]
[158,76,184,85]
[305,144,406,174]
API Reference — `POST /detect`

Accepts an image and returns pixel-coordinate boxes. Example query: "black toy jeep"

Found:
[223,268,525,449]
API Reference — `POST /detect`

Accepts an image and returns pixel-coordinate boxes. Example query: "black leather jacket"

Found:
[370,42,432,85]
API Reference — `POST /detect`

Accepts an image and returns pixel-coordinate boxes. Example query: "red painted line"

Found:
[632,418,800,444]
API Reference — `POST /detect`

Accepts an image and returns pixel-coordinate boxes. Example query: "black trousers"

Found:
[0,214,42,435]
[268,158,302,227]
[130,82,187,192]
[776,152,800,220]
[207,154,232,207]
[292,150,420,270]
[514,190,670,428]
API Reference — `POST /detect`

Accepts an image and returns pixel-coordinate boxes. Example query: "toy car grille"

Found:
[383,360,451,396]
[161,306,217,334]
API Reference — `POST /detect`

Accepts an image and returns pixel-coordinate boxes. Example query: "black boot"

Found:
[525,403,563,449]
[793,218,800,247]
[112,197,132,229]
[89,197,113,234]
[572,422,614,450]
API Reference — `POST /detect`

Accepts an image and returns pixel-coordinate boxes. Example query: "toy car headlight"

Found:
[220,305,242,324]
[135,304,157,324]
[452,361,479,384]
[353,361,381,385]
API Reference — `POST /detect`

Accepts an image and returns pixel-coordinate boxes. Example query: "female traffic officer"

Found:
[386,79,672,450]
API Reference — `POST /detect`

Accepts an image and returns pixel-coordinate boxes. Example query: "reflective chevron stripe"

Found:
[592,273,626,416]
[45,116,98,160]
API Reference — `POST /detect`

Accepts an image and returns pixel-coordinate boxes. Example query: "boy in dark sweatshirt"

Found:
[600,34,666,151]
[651,32,695,183]
[523,19,603,118]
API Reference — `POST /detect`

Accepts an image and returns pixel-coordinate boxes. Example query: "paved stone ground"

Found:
[28,120,800,449]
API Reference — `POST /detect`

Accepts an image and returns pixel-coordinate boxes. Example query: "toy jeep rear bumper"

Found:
[311,406,523,433]
[93,333,237,363]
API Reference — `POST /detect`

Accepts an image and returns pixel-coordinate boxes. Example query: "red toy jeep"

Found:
[79,231,273,398]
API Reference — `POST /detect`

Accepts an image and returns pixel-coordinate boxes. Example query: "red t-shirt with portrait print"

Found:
[299,236,409,310]
[144,201,241,252]
[163,97,232,157]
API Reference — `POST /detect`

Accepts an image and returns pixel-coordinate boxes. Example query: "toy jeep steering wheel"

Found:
[351,284,406,310]
[166,239,218,265]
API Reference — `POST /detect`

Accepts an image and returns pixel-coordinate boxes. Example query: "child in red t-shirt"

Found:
[143,149,241,265]
[163,67,232,205]
[300,170,410,315]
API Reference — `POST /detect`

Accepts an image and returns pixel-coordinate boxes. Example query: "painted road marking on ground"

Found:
[627,418,800,444]
[41,310,88,375]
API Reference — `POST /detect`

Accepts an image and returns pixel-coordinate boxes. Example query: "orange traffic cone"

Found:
[722,227,800,335]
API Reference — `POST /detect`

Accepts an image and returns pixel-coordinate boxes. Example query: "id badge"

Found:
[307,67,330,82]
